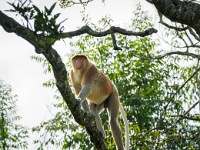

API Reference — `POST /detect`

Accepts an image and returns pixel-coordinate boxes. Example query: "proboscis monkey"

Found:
[70,54,129,150]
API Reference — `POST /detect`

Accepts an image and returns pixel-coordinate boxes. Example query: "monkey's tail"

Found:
[119,103,129,150]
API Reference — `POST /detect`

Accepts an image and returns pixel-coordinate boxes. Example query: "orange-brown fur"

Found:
[70,54,129,150]
[70,54,113,105]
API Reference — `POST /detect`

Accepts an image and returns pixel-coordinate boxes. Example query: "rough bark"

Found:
[151,0,200,36]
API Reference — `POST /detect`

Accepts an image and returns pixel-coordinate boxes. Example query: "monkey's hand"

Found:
[76,98,82,107]
[77,98,90,112]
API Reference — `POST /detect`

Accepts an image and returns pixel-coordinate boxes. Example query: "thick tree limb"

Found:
[63,26,157,37]
[43,47,108,149]
[151,0,200,36]
[61,26,157,50]
[0,10,107,150]
[0,10,38,48]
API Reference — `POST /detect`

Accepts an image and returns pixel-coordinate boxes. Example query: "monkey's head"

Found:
[72,54,88,70]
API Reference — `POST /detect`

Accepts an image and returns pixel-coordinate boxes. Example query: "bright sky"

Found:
[0,0,156,148]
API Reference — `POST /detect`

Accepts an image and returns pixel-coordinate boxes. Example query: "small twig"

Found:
[154,51,200,59]
[170,115,200,121]
[165,68,200,112]
[184,27,194,46]
[142,127,158,138]
[158,13,188,31]
[188,27,200,41]
[167,100,200,131]
[157,68,200,128]
[175,29,189,52]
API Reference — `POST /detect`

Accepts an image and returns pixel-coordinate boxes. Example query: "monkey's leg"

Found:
[81,100,90,112]
[90,103,106,139]
[107,93,124,150]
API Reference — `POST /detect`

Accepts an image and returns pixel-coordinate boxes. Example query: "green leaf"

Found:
[49,2,57,15]
[33,5,41,14]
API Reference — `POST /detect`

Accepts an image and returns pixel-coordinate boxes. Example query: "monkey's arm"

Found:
[77,85,91,112]
[77,85,91,101]
[76,65,97,102]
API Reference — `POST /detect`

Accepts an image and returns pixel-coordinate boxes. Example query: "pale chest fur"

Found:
[72,70,83,86]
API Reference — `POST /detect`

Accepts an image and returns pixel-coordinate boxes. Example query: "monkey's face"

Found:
[72,56,87,70]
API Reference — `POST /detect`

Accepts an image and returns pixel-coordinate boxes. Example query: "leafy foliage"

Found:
[32,4,200,150]
[0,80,29,149]
[7,0,66,46]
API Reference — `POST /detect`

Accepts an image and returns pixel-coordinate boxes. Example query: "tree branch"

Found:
[0,9,157,51]
[158,13,189,31]
[151,0,200,36]
[168,100,200,131]
[63,25,157,38]
[188,27,200,41]
[60,25,157,50]
[170,115,200,121]
[0,10,107,149]
[0,10,38,48]
[154,51,200,59]
[157,68,200,128]
[43,47,107,149]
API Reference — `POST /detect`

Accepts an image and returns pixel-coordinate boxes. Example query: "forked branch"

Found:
[61,26,157,50]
